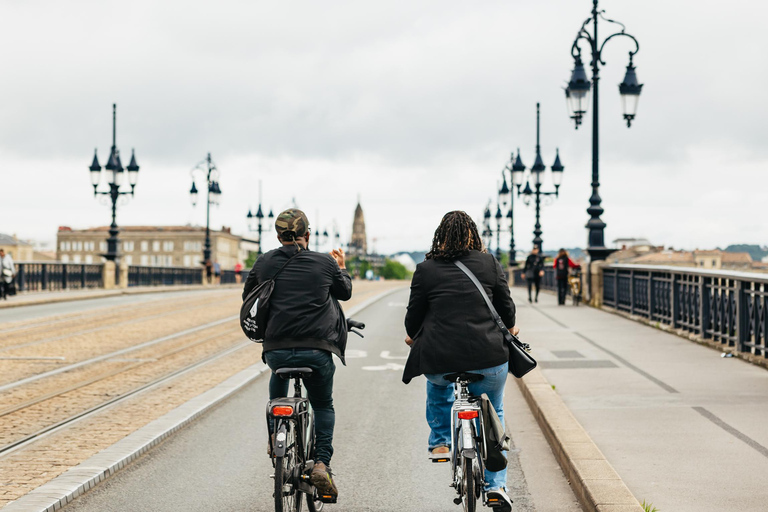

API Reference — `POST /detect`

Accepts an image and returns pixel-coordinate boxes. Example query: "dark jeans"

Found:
[527,276,541,300]
[264,348,336,466]
[557,278,568,305]
[0,281,9,299]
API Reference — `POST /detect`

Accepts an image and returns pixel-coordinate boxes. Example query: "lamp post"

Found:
[246,181,274,256]
[88,103,139,264]
[565,0,643,261]
[511,103,565,251]
[499,156,518,267]
[189,153,222,266]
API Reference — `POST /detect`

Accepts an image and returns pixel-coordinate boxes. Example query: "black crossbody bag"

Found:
[454,261,537,378]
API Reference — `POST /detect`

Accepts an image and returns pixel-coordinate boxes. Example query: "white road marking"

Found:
[380,351,408,360]
[387,302,408,307]
[362,363,405,371]
[345,350,368,359]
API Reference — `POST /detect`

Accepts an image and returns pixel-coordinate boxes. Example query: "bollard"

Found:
[103,261,116,289]
[119,263,129,289]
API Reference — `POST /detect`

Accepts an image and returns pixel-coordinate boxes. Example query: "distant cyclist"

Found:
[402,211,517,511]
[243,209,352,501]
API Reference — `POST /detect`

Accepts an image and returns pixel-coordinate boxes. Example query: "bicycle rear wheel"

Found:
[274,423,301,512]
[461,456,476,512]
[306,487,324,512]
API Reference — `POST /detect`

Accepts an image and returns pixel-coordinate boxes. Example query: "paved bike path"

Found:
[63,287,579,511]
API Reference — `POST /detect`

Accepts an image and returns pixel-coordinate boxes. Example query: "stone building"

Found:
[349,201,367,257]
[0,233,34,261]
[56,226,242,269]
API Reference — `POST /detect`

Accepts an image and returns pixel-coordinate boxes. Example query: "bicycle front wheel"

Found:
[461,456,477,512]
[274,424,301,512]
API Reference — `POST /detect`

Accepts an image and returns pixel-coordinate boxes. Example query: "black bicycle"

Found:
[268,319,365,512]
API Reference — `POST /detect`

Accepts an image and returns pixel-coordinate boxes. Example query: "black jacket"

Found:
[402,250,516,384]
[523,253,544,278]
[242,244,352,360]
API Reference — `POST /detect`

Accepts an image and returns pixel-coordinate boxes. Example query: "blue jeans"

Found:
[424,362,508,491]
[264,349,336,466]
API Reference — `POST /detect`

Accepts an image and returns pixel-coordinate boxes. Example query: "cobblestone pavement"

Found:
[0,280,405,509]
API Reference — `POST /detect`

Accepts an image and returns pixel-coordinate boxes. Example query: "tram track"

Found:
[0,339,251,459]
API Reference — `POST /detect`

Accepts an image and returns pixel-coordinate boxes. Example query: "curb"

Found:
[0,284,240,310]
[1,363,270,512]
[1,285,405,512]
[517,368,644,512]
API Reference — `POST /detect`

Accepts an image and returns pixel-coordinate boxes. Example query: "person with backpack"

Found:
[522,246,545,303]
[401,211,518,512]
[242,208,351,500]
[554,248,579,305]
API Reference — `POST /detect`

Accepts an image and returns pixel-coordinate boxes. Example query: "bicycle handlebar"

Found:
[347,319,365,330]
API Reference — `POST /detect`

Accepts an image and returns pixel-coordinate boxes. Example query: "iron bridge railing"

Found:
[127,266,202,287]
[511,267,557,291]
[603,264,768,357]
[15,262,104,292]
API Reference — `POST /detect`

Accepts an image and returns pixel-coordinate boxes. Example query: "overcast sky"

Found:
[1,0,766,256]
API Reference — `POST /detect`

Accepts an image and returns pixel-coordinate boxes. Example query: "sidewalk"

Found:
[511,287,768,511]
[0,284,240,310]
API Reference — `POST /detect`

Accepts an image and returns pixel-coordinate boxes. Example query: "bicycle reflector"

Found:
[272,406,294,417]
[457,410,478,420]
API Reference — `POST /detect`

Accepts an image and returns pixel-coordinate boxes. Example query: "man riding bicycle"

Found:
[243,209,352,501]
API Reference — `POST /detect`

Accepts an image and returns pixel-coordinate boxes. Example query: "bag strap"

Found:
[270,249,304,281]
[454,260,510,334]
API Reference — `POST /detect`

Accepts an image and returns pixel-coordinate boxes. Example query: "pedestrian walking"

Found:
[213,261,221,285]
[0,249,15,300]
[522,246,545,303]
[554,248,578,305]
[234,261,243,284]
[402,210,517,511]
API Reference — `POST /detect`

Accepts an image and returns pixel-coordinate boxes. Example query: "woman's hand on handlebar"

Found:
[509,326,520,336]
[405,336,414,347]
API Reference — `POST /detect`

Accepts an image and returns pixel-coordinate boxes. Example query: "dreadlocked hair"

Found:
[425,211,486,261]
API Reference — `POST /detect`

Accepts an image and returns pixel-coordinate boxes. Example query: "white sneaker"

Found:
[486,488,513,511]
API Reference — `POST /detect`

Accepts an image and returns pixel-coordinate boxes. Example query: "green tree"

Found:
[378,259,411,280]
[244,251,259,269]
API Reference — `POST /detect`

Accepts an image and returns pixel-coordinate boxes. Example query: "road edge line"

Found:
[516,368,645,512]
[1,283,408,512]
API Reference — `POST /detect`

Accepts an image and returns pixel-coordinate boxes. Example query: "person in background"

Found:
[213,261,221,285]
[522,246,545,303]
[554,248,579,305]
[234,261,244,284]
[0,249,15,300]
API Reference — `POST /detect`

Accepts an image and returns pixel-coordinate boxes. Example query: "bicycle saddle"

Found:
[443,372,484,383]
[275,367,314,379]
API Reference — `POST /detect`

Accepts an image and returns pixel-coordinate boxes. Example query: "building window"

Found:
[152,241,160,252]
[124,255,133,265]
[163,241,174,252]
[123,241,134,252]
[61,254,69,263]
[140,255,148,266]
[73,254,81,263]
[183,255,191,267]
[85,255,93,264]
[100,241,107,252]
[141,241,149,252]
[184,241,201,252]
[166,255,174,266]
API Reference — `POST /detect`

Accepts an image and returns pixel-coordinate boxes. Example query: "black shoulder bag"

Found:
[454,260,537,378]
[240,251,303,342]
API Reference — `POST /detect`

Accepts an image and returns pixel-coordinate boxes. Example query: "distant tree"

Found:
[378,259,411,280]
[244,251,259,269]
[724,244,768,261]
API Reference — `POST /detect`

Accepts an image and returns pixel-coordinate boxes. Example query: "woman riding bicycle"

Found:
[402,211,517,511]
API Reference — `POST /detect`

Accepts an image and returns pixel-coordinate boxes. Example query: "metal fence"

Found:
[15,263,104,292]
[127,266,202,287]
[511,267,556,290]
[220,270,239,285]
[603,264,768,357]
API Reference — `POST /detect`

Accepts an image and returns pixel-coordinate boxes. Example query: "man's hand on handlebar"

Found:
[509,326,520,336]
[330,248,346,269]
[404,335,414,347]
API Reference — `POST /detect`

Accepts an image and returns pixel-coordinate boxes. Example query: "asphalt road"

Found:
[64,288,579,512]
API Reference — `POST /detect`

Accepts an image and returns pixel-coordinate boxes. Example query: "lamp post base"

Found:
[586,246,616,262]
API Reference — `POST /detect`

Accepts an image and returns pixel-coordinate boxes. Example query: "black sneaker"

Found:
[486,489,512,511]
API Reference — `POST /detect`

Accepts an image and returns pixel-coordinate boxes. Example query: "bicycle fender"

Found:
[274,423,288,458]
[460,419,476,459]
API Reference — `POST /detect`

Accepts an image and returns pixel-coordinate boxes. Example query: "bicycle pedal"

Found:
[453,497,462,505]
[431,457,450,463]
[319,494,337,504]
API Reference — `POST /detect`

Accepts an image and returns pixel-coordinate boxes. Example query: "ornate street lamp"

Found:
[497,166,517,267]
[246,181,274,256]
[564,0,642,261]
[88,103,139,265]
[189,153,221,266]
[512,103,565,251]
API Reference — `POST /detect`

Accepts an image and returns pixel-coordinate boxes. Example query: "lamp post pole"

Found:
[88,103,140,265]
[511,103,565,252]
[565,0,643,261]
[189,153,222,267]
[246,181,273,256]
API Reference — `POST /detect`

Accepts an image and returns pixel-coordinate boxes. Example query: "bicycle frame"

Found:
[449,379,488,504]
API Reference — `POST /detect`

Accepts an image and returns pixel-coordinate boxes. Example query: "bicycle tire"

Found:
[462,455,476,512]
[274,424,300,512]
[306,488,324,512]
